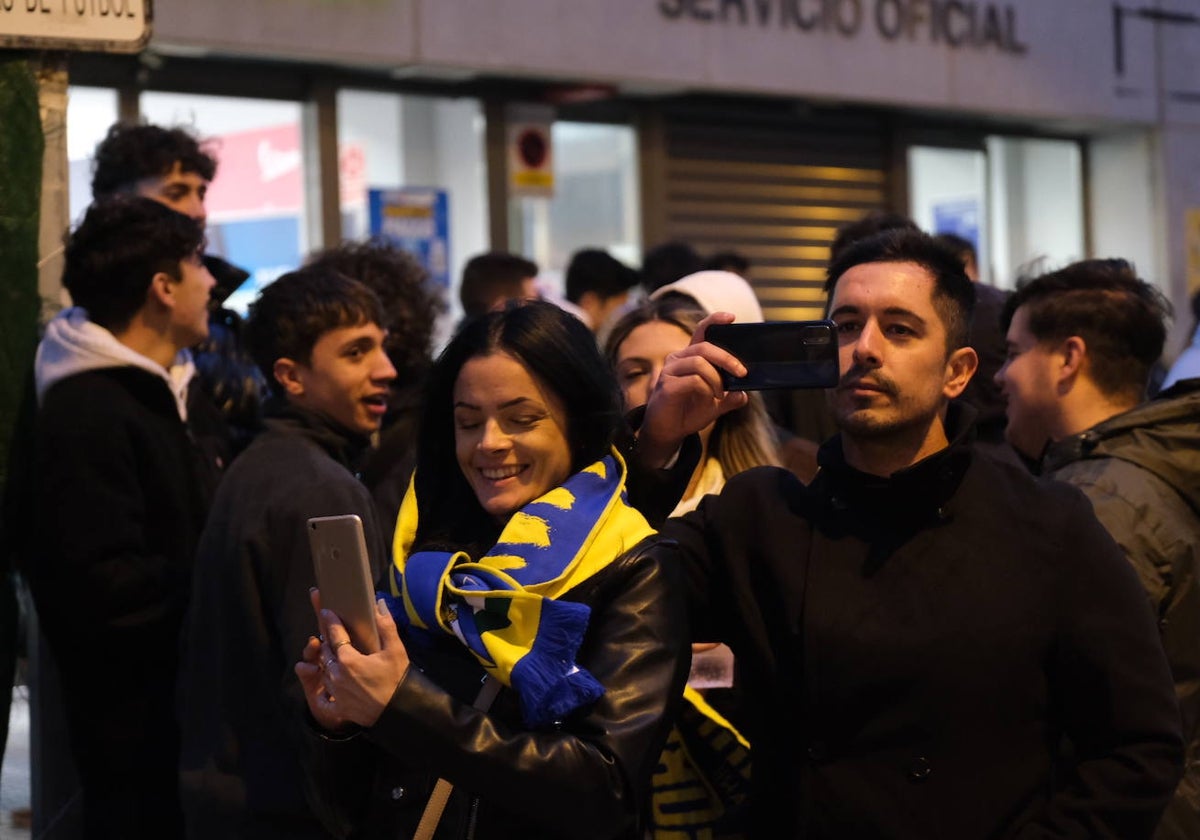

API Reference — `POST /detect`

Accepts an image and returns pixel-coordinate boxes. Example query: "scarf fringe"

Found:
[511,598,604,727]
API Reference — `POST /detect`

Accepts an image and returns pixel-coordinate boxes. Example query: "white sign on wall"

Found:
[0,0,150,53]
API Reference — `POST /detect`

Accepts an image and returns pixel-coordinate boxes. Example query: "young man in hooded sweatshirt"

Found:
[27,195,226,839]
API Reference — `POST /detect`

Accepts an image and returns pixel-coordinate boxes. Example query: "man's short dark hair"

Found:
[306,238,445,381]
[703,250,751,276]
[933,232,976,264]
[246,266,385,398]
[1002,259,1171,400]
[564,248,640,304]
[825,228,975,352]
[91,122,218,197]
[62,195,205,333]
[829,211,919,265]
[459,251,537,319]
[640,241,703,293]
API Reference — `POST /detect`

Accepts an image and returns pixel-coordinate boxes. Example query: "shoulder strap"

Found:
[412,677,503,840]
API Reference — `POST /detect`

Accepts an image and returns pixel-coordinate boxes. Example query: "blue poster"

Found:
[932,198,980,253]
[368,187,451,289]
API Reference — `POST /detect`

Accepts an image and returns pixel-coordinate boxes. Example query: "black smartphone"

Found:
[706,320,839,390]
[308,514,381,654]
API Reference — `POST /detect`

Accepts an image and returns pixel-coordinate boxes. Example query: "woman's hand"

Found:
[638,311,749,467]
[295,588,412,730]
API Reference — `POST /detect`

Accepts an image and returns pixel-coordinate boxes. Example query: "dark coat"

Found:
[27,365,227,834]
[659,406,1184,839]
[1043,378,1200,840]
[301,539,690,840]
[178,404,388,839]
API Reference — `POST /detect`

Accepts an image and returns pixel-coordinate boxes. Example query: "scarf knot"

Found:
[389,450,654,728]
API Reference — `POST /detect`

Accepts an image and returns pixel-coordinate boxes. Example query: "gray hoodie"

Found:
[35,306,196,421]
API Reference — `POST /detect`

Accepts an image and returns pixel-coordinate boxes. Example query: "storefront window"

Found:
[909,138,1083,289]
[337,89,488,315]
[140,92,309,314]
[66,86,119,223]
[908,146,990,283]
[986,137,1084,288]
[516,122,641,297]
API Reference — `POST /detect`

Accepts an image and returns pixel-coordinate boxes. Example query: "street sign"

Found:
[1,0,150,54]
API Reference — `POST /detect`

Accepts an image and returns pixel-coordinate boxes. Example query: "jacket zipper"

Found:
[464,795,480,839]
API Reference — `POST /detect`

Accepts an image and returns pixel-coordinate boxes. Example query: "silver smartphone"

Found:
[307,514,381,654]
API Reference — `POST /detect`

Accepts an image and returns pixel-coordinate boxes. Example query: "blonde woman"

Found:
[606,283,781,516]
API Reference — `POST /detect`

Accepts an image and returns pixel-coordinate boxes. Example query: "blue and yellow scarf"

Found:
[388,449,654,729]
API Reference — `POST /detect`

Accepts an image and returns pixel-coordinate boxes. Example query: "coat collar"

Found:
[814,402,976,532]
[261,399,373,473]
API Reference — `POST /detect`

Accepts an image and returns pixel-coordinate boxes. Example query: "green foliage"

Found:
[0,60,42,491]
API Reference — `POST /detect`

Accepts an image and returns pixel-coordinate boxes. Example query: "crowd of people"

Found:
[1,118,1197,840]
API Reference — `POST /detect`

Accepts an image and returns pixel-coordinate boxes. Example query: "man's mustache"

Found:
[837,367,898,396]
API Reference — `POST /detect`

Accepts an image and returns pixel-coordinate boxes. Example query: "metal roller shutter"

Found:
[658,105,890,321]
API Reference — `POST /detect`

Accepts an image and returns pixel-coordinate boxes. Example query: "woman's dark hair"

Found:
[414,300,623,553]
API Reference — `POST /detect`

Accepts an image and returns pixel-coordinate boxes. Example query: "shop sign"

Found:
[657,0,1026,55]
[0,0,150,53]
[368,187,451,290]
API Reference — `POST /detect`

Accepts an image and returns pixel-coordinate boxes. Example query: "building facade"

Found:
[61,0,1200,356]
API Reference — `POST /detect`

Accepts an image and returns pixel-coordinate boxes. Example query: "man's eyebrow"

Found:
[828,304,860,319]
[338,335,377,351]
[882,306,927,326]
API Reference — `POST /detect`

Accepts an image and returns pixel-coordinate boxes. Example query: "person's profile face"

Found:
[287,322,397,436]
[169,252,216,348]
[135,161,209,225]
[613,319,691,411]
[995,305,1060,459]
[452,351,572,520]
[826,261,968,441]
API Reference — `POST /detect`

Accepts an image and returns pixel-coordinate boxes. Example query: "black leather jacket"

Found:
[301,538,690,840]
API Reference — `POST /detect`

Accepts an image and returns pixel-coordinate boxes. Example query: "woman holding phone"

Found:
[296,300,689,840]
[606,292,782,516]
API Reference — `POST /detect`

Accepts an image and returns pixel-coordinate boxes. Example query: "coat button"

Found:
[806,742,828,762]
[908,756,932,782]
[390,786,406,800]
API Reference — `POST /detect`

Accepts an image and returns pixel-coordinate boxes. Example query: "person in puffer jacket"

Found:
[996,258,1200,840]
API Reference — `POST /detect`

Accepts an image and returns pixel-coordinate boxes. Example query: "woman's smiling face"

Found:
[453,351,573,519]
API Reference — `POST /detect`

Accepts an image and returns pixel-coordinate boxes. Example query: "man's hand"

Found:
[638,311,749,467]
[295,588,411,730]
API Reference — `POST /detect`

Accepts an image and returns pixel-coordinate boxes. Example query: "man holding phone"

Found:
[637,228,1183,838]
[178,266,395,838]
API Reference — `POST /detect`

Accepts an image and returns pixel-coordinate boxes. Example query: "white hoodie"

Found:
[35,307,196,421]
